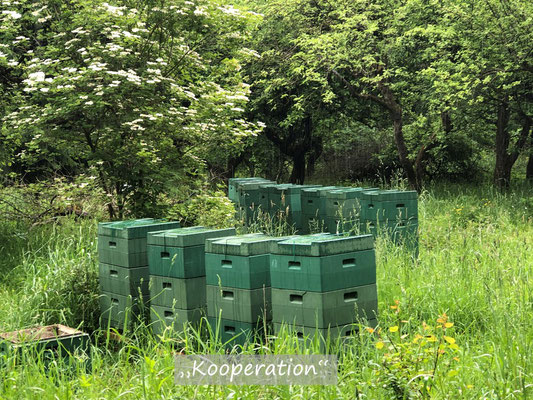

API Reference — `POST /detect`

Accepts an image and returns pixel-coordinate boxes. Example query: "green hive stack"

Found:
[262,184,322,232]
[270,234,378,345]
[299,186,339,234]
[360,190,419,250]
[323,187,380,234]
[233,178,274,225]
[147,226,236,337]
[98,219,181,329]
[205,234,282,346]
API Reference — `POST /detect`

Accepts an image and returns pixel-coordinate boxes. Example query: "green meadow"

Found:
[0,184,531,399]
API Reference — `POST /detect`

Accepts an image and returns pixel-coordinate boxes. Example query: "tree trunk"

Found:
[413,111,451,188]
[493,102,531,188]
[493,101,512,188]
[392,112,419,191]
[523,115,533,181]
[527,153,533,181]
[306,130,323,178]
[289,152,306,184]
[377,82,419,191]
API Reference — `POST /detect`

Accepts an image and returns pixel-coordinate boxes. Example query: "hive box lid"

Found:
[205,233,285,256]
[361,190,418,201]
[260,183,299,194]
[301,186,340,197]
[147,226,236,247]
[98,219,181,239]
[238,181,274,191]
[272,233,374,256]
[325,187,366,200]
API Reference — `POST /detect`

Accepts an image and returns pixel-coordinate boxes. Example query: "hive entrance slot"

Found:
[222,290,234,300]
[344,291,358,302]
[288,261,301,270]
[342,258,356,268]
[224,326,235,335]
[290,294,303,304]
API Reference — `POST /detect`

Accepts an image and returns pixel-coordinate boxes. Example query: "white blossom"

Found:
[2,10,21,19]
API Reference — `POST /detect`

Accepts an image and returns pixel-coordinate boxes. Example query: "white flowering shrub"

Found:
[1,0,263,217]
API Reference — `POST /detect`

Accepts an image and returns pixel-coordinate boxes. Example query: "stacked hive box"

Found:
[360,190,419,249]
[205,234,281,345]
[236,179,274,225]
[270,234,378,344]
[98,219,181,329]
[262,184,322,232]
[228,178,271,204]
[261,183,295,215]
[147,226,236,336]
[300,186,339,234]
[324,187,378,234]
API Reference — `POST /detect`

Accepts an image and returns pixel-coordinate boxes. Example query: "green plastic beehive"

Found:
[99,291,143,329]
[205,234,278,257]
[238,181,273,219]
[229,178,270,203]
[270,249,376,292]
[97,219,181,239]
[300,186,337,216]
[206,285,271,323]
[150,305,205,336]
[360,190,418,221]
[260,183,298,213]
[361,219,419,252]
[273,319,377,350]
[271,284,378,328]
[271,233,374,257]
[324,217,360,235]
[149,276,206,309]
[205,253,270,289]
[148,227,236,248]
[98,263,149,297]
[148,244,205,278]
[324,187,378,217]
[97,245,148,268]
[207,317,265,347]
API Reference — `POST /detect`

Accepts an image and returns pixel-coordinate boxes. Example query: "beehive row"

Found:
[98,220,379,348]
[228,178,419,251]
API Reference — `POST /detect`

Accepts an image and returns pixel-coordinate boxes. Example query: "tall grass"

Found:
[0,184,531,399]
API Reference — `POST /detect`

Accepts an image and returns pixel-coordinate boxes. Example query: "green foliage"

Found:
[0,176,108,225]
[0,219,100,332]
[1,0,262,216]
[164,186,237,228]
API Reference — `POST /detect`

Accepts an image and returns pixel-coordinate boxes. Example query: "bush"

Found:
[163,185,237,229]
